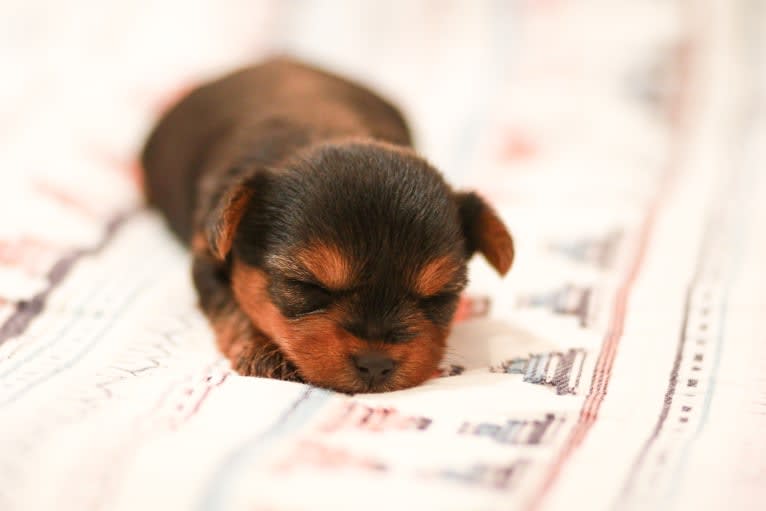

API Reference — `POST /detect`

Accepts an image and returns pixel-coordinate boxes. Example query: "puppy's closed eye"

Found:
[275,278,334,317]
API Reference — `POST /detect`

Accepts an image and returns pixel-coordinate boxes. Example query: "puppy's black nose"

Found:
[353,352,395,385]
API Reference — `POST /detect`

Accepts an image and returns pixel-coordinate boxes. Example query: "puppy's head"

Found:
[208,140,513,393]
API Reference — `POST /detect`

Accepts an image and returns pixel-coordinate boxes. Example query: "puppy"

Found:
[141,57,514,393]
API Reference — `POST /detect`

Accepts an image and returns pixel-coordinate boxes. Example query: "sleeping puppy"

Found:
[141,57,514,393]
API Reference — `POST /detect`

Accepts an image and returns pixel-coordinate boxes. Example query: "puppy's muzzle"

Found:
[352,352,395,386]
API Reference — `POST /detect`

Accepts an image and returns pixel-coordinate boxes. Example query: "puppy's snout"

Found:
[352,352,395,385]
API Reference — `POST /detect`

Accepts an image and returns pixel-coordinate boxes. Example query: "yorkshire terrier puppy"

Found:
[141,57,514,393]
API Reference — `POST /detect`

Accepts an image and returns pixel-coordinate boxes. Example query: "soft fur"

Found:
[141,57,514,393]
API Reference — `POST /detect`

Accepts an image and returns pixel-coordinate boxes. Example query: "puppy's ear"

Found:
[203,176,259,261]
[455,191,514,276]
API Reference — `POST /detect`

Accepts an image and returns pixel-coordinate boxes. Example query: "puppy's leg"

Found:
[191,250,303,382]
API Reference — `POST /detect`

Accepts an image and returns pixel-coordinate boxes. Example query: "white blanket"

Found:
[1,1,764,510]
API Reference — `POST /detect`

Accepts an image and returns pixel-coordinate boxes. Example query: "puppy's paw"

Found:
[234,341,304,383]
[208,304,305,383]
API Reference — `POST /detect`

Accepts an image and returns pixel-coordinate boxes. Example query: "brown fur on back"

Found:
[141,57,412,242]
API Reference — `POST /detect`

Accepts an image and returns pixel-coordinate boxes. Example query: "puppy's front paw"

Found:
[208,304,305,384]
[234,342,304,383]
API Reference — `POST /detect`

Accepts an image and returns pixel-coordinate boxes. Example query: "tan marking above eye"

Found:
[414,256,460,297]
[294,243,354,290]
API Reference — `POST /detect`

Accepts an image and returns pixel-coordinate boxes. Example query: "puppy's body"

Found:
[143,58,411,241]
[142,57,513,393]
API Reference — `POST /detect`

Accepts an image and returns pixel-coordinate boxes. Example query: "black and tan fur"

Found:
[141,57,513,393]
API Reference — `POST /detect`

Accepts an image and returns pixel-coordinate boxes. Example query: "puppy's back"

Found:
[141,57,412,242]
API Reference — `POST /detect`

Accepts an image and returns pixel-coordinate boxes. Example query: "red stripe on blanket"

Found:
[527,36,694,511]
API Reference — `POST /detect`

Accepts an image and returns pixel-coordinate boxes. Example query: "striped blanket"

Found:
[1,1,764,510]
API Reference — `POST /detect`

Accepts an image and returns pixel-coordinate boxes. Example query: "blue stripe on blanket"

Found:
[198,388,333,511]
[0,252,173,406]
[664,123,760,508]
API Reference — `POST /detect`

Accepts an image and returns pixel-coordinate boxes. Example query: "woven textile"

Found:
[1,1,764,510]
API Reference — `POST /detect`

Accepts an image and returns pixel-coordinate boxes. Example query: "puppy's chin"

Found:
[230,261,447,393]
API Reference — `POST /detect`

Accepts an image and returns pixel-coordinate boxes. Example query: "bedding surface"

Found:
[1,1,765,510]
